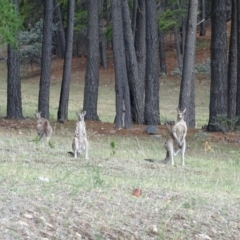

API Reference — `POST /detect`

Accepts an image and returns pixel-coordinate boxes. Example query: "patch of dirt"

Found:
[1,117,240,146]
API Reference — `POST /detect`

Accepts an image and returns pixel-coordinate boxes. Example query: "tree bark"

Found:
[112,0,132,129]
[57,0,75,123]
[179,0,198,127]
[6,0,23,120]
[38,0,53,119]
[131,0,138,42]
[227,0,237,120]
[135,0,146,100]
[99,2,108,70]
[83,0,100,121]
[208,0,228,131]
[122,0,144,124]
[159,29,167,75]
[174,26,183,72]
[144,0,160,125]
[236,0,240,123]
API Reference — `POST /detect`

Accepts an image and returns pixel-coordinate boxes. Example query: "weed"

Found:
[110,141,116,156]
[48,140,55,149]
[34,135,40,143]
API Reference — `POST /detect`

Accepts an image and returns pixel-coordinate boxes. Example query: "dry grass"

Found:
[0,125,240,239]
[0,53,240,239]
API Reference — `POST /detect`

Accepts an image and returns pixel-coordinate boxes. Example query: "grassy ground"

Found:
[0,126,240,239]
[0,42,240,239]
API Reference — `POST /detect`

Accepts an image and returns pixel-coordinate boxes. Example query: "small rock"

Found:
[144,125,158,135]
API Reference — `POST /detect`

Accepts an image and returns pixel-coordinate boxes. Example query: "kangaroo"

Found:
[73,111,89,159]
[163,108,187,166]
[71,128,89,159]
[35,110,53,142]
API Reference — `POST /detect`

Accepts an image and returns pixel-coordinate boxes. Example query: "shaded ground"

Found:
[1,117,240,145]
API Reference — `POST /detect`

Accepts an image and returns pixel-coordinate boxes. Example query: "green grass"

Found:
[0,61,240,239]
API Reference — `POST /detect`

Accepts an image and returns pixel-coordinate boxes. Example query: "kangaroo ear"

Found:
[82,111,87,116]
[183,108,186,113]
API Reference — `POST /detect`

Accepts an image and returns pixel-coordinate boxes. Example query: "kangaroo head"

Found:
[76,111,87,121]
[177,108,186,121]
[35,110,42,119]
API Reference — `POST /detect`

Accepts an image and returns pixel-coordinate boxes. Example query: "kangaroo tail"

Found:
[144,159,157,162]
[68,151,74,156]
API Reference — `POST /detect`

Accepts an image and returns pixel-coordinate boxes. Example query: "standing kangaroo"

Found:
[35,110,53,142]
[163,108,187,166]
[72,111,89,159]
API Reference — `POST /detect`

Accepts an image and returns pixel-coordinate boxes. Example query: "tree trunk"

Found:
[53,0,66,58]
[179,0,198,127]
[174,26,183,72]
[104,0,112,50]
[208,0,227,131]
[158,2,167,76]
[159,29,167,75]
[227,0,237,120]
[38,0,53,119]
[131,0,138,42]
[83,0,100,121]
[199,0,206,36]
[122,0,144,124]
[57,0,75,123]
[144,0,160,125]
[99,2,108,70]
[236,0,240,123]
[181,17,187,55]
[135,0,146,99]
[112,0,132,129]
[6,0,23,120]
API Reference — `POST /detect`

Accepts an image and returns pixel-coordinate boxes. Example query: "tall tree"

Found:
[99,0,108,70]
[112,0,132,128]
[144,0,160,125]
[6,0,23,120]
[38,0,53,119]
[135,0,146,104]
[122,0,144,124]
[83,0,100,121]
[236,0,240,123]
[179,0,198,127]
[57,0,75,123]
[208,0,227,131]
[227,0,237,120]
[159,29,167,75]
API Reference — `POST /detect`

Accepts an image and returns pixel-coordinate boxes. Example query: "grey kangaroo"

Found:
[35,110,53,142]
[72,111,89,159]
[163,108,187,166]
